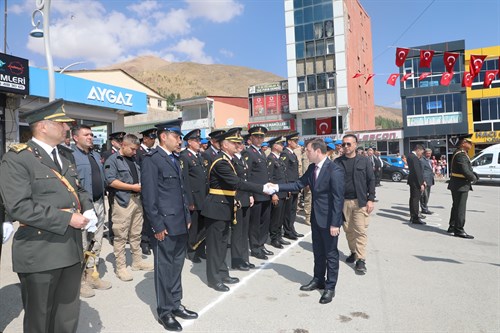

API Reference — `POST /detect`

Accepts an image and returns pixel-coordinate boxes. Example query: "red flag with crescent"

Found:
[365,74,375,84]
[419,72,431,80]
[444,52,459,73]
[316,118,332,135]
[440,72,454,86]
[352,73,363,79]
[469,55,487,77]
[387,73,399,86]
[483,70,499,88]
[395,47,410,67]
[401,73,413,82]
[462,72,473,87]
[419,50,434,68]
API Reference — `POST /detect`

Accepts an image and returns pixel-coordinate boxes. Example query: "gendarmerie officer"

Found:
[200,128,265,292]
[243,126,273,260]
[141,120,198,332]
[201,129,225,168]
[281,132,304,240]
[267,136,289,249]
[0,99,94,333]
[447,134,477,239]
[136,128,157,255]
[180,129,208,263]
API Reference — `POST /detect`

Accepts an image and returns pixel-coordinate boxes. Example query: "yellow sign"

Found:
[473,131,500,143]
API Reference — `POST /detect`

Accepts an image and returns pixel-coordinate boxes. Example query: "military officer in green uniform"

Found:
[447,134,477,239]
[0,99,94,333]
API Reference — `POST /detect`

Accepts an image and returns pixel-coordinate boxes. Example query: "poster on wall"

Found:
[266,95,278,115]
[0,52,29,95]
[253,96,265,116]
[279,94,289,113]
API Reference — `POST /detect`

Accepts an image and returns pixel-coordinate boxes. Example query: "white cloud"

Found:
[219,49,234,58]
[127,0,161,17]
[185,0,244,23]
[154,8,191,37]
[169,38,214,64]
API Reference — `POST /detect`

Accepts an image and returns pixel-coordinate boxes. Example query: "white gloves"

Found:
[263,183,279,195]
[83,210,98,233]
[2,222,14,244]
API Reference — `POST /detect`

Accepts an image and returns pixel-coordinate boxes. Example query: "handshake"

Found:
[263,183,279,195]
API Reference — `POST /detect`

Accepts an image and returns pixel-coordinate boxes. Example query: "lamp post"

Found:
[30,0,55,102]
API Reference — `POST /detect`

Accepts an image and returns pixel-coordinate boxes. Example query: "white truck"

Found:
[471,143,500,183]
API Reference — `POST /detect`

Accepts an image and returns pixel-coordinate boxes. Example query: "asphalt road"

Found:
[1,180,499,333]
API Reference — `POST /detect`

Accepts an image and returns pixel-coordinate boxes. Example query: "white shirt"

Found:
[187,148,199,157]
[272,151,280,159]
[314,156,328,180]
[32,137,62,167]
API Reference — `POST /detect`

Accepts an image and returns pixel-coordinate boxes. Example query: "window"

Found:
[326,38,334,54]
[296,42,305,59]
[302,118,316,135]
[294,9,303,24]
[481,99,489,120]
[304,23,314,41]
[305,41,315,57]
[314,22,323,39]
[490,99,498,120]
[157,100,162,107]
[307,75,316,91]
[327,73,335,89]
[295,25,304,42]
[298,77,306,92]
[406,98,414,115]
[147,97,150,105]
[317,73,327,90]
[472,153,493,166]
[316,40,325,56]
[303,6,313,24]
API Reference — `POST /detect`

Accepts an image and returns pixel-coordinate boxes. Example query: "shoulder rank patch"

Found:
[9,143,29,153]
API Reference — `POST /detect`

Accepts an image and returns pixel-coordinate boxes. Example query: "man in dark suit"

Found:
[201,128,266,292]
[201,129,225,168]
[420,148,435,215]
[180,129,208,263]
[141,120,198,332]
[447,134,477,239]
[407,144,426,225]
[0,99,94,333]
[268,138,345,304]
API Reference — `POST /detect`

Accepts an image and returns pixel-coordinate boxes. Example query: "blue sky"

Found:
[2,0,500,108]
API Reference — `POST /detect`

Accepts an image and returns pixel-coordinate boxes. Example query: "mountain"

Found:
[374,105,402,122]
[103,55,284,99]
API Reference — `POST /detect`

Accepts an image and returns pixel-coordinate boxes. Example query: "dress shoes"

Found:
[187,252,201,263]
[172,305,198,320]
[222,276,240,284]
[418,214,426,219]
[447,226,455,233]
[283,233,298,240]
[141,244,152,255]
[293,231,304,238]
[319,289,335,304]
[158,314,182,332]
[262,247,274,256]
[209,282,230,292]
[232,263,250,271]
[197,251,207,260]
[250,251,268,260]
[270,240,284,249]
[454,232,474,239]
[410,218,426,225]
[300,280,325,291]
[244,261,256,269]
[345,252,356,263]
[278,238,291,245]
[421,210,433,215]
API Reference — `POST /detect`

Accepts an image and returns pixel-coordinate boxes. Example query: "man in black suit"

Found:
[420,148,435,215]
[141,120,198,332]
[180,129,208,263]
[200,128,266,292]
[268,138,345,304]
[407,144,426,225]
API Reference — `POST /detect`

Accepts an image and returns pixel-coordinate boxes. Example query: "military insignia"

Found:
[9,143,28,153]
[244,156,249,161]
[268,161,272,166]
[180,160,184,169]
[281,156,287,161]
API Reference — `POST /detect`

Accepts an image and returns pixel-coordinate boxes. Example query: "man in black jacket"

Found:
[335,134,376,274]
[407,144,426,225]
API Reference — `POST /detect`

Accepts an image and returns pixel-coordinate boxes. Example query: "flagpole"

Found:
[334,72,339,138]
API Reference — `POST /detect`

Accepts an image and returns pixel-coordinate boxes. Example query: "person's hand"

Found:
[263,183,278,195]
[187,222,192,230]
[420,184,425,192]
[83,210,98,233]
[330,226,340,237]
[131,183,142,192]
[188,204,195,211]
[271,194,279,206]
[365,201,375,214]
[69,213,89,230]
[2,222,14,244]
[249,196,254,207]
[155,229,168,241]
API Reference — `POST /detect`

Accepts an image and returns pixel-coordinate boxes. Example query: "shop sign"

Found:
[249,80,288,94]
[249,119,295,131]
[0,53,29,95]
[356,130,403,142]
[473,131,500,143]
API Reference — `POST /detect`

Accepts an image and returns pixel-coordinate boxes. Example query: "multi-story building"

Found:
[284,0,374,139]
[466,46,500,152]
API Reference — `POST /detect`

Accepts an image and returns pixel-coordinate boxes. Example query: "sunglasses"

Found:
[341,142,352,147]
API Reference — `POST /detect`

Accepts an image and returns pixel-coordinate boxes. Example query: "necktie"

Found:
[170,154,179,172]
[51,148,62,173]
[312,165,319,187]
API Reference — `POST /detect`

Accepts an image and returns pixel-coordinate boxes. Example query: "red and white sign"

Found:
[316,118,332,135]
[266,95,278,115]
[253,96,265,116]
[279,94,289,113]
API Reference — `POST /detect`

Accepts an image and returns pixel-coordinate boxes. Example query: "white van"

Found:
[471,144,500,183]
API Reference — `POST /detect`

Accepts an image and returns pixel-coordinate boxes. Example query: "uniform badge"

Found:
[203,160,209,167]
[268,161,272,166]
[9,143,29,153]
[180,160,184,169]
[244,156,249,161]
[281,156,286,161]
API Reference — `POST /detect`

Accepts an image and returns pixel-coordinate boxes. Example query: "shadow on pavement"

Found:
[414,255,462,264]
[264,262,312,286]
[297,240,313,252]
[0,283,22,332]
[407,223,452,236]
[77,300,102,333]
[376,211,409,222]
[135,271,156,318]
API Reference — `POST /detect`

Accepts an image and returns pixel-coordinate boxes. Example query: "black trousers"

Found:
[248,200,271,253]
[283,193,298,236]
[311,221,339,291]
[205,217,230,285]
[187,210,205,256]
[408,184,421,219]
[449,190,469,232]
[140,215,152,249]
[420,185,432,211]
[151,233,187,318]
[269,199,286,241]
[18,263,81,333]
[231,206,251,266]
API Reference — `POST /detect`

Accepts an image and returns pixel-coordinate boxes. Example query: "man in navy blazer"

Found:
[141,120,198,332]
[268,138,344,304]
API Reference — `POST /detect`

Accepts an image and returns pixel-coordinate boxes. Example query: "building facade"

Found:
[284,0,374,138]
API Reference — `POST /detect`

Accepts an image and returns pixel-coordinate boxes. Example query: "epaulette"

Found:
[9,143,29,153]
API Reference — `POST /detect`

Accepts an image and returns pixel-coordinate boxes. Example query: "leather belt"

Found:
[19,208,79,227]
[451,173,466,179]
[209,189,236,196]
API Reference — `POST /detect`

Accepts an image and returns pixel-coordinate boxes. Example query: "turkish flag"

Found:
[444,52,459,73]
[462,72,473,87]
[365,74,375,84]
[419,72,431,80]
[316,118,332,135]
[483,70,499,88]
[419,50,434,68]
[352,73,363,79]
[395,47,410,67]
[440,72,454,86]
[387,73,399,86]
[470,54,487,77]
[401,73,413,82]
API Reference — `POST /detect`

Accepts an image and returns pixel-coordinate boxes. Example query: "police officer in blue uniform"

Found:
[201,129,225,168]
[141,119,198,332]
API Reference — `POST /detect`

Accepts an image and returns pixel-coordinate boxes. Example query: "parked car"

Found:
[380,155,405,168]
[471,143,500,183]
[381,160,409,182]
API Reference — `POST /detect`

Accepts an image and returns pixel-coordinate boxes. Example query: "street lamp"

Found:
[30,0,55,102]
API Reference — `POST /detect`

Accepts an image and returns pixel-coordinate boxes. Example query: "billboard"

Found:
[0,53,29,95]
